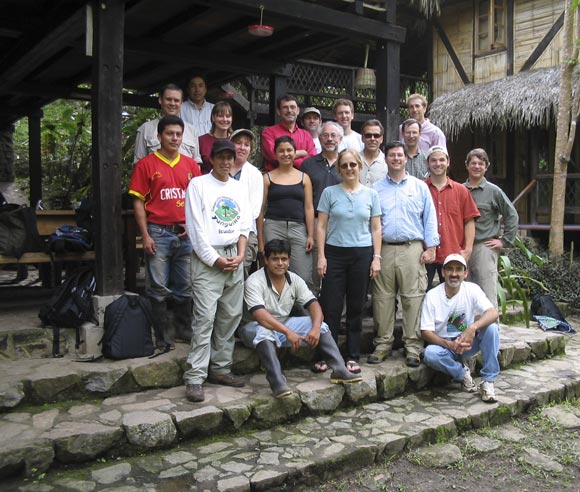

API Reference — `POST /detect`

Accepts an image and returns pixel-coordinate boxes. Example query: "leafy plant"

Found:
[498,242,548,327]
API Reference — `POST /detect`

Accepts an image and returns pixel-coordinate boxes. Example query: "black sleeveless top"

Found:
[265,173,305,223]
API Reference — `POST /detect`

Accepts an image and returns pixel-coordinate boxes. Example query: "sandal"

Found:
[346,360,361,374]
[311,360,328,373]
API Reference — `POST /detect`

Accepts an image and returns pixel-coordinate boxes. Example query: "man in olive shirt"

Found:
[464,148,519,309]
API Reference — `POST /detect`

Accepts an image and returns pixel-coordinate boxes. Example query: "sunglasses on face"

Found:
[363,133,382,139]
[340,162,359,169]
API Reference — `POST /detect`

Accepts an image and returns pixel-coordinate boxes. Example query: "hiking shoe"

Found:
[405,356,420,368]
[185,384,204,402]
[367,349,392,364]
[462,365,478,393]
[480,381,498,403]
[207,372,245,387]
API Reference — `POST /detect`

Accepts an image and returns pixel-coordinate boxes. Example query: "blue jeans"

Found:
[246,317,330,348]
[422,323,500,382]
[145,223,193,303]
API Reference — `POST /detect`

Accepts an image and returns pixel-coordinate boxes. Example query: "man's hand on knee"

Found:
[304,327,320,348]
[286,330,304,352]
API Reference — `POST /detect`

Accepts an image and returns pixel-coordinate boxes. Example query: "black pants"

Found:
[426,263,443,291]
[319,244,373,361]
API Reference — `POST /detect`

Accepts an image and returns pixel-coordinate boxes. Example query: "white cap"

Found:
[443,253,467,268]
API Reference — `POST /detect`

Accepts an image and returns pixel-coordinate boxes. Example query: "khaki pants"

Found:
[372,241,426,357]
[468,241,500,309]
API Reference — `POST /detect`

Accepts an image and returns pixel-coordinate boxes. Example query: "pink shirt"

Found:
[261,122,316,171]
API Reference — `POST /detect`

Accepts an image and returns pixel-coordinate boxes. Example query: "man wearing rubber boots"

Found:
[240,239,361,398]
[129,115,201,349]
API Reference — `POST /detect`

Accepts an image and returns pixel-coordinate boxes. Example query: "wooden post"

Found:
[91,0,124,295]
[269,74,289,124]
[28,110,43,208]
[377,0,401,142]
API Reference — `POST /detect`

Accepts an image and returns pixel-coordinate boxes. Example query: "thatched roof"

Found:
[429,68,562,139]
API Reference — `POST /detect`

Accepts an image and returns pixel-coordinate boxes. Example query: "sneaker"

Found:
[462,365,477,393]
[185,384,204,402]
[480,381,498,403]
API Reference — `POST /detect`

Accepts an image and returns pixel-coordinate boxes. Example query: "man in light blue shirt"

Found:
[369,141,439,367]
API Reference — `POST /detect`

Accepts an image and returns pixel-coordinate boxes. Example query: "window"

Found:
[476,0,506,53]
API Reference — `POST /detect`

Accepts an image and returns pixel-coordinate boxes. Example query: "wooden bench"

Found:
[0,209,95,267]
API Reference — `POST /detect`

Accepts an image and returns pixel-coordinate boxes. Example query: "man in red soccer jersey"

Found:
[129,115,201,347]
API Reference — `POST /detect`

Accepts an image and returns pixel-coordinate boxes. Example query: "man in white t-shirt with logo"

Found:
[184,139,252,402]
[420,253,500,403]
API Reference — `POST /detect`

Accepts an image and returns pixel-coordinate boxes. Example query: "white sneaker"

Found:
[480,381,498,403]
[462,365,477,393]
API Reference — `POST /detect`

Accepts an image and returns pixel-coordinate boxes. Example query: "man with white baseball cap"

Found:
[420,253,500,403]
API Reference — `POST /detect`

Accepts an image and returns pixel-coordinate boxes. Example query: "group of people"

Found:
[129,76,519,405]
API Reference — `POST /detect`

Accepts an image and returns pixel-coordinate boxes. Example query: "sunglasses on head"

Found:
[340,162,359,169]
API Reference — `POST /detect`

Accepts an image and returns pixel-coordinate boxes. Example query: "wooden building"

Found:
[0,0,439,296]
[427,0,578,227]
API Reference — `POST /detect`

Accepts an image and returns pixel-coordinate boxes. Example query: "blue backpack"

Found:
[48,225,92,252]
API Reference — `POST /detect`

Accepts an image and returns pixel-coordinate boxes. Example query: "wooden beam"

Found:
[9,83,159,108]
[0,8,85,92]
[376,40,400,142]
[432,19,470,85]
[28,110,42,208]
[193,0,406,42]
[124,38,292,76]
[269,75,289,125]
[506,0,514,76]
[91,0,125,296]
[520,11,564,72]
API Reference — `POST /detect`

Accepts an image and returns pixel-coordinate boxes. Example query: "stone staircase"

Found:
[1,312,577,491]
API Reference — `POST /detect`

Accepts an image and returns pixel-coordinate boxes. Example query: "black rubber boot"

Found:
[150,299,175,349]
[172,299,193,342]
[256,340,292,398]
[318,331,363,384]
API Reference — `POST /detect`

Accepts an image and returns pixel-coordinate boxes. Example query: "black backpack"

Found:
[101,294,168,360]
[39,268,97,356]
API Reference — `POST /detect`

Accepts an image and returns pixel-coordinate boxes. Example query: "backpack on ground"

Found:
[101,294,168,360]
[0,203,46,257]
[48,224,92,253]
[39,268,97,356]
[531,293,576,334]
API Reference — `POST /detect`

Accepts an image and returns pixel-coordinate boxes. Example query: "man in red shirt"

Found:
[129,115,201,346]
[261,95,316,171]
[425,146,480,290]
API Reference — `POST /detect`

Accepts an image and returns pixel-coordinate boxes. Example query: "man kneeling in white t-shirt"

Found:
[420,253,500,403]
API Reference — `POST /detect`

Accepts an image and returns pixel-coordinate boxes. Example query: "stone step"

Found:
[0,324,570,482]
[2,325,579,491]
[0,321,565,411]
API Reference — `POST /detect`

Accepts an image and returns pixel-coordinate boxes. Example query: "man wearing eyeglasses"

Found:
[420,253,500,403]
[369,141,439,367]
[302,121,344,296]
[359,119,387,187]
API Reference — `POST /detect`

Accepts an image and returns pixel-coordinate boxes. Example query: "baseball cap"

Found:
[211,139,236,157]
[443,253,467,268]
[230,128,255,143]
[427,145,449,160]
[302,107,321,118]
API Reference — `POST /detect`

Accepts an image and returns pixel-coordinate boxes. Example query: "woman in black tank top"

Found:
[257,136,315,288]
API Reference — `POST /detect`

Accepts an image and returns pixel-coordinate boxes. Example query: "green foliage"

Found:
[498,240,548,327]
[13,99,156,208]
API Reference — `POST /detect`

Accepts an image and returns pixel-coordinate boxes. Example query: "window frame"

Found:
[475,0,507,55]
